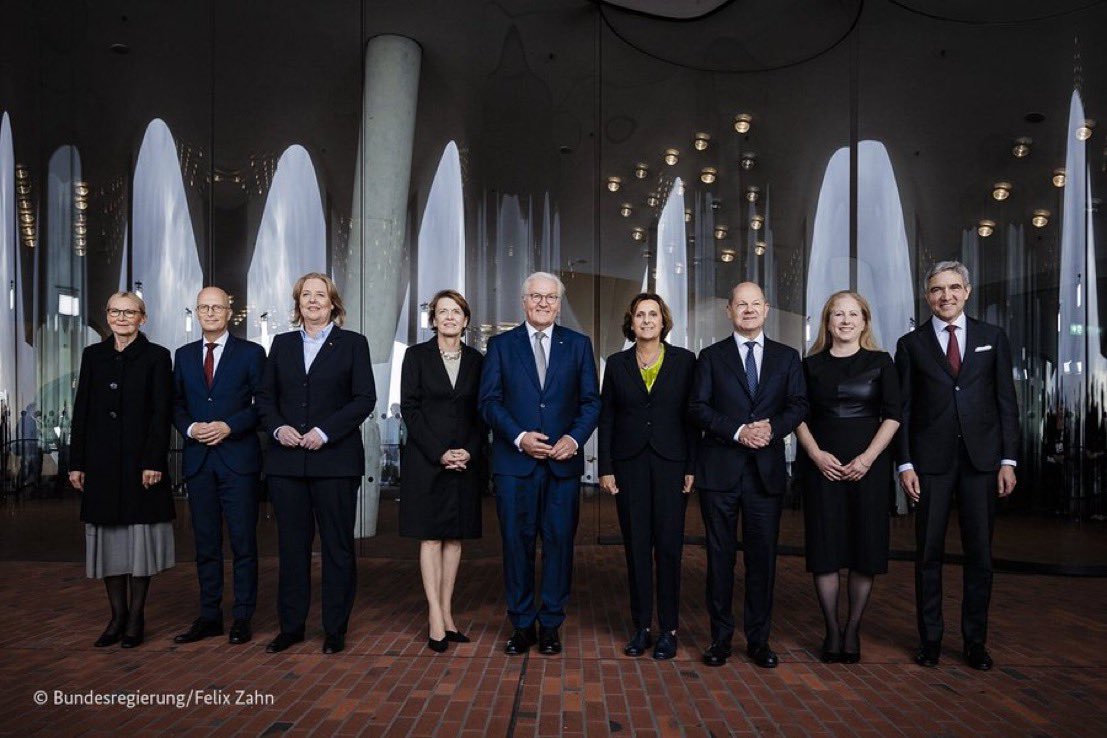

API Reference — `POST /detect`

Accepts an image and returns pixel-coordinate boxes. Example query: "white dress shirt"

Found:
[514,322,577,453]
[186,331,229,439]
[733,331,765,442]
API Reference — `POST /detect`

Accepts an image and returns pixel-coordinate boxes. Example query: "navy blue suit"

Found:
[173,334,266,622]
[479,323,600,630]
[689,336,807,646]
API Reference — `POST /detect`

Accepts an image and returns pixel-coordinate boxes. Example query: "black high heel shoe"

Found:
[820,636,842,664]
[427,635,449,653]
[94,617,127,648]
[841,631,861,664]
[444,630,470,643]
[121,614,145,649]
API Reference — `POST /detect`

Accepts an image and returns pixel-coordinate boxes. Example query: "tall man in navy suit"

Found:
[690,282,807,668]
[896,261,1018,671]
[479,271,600,655]
[172,286,267,646]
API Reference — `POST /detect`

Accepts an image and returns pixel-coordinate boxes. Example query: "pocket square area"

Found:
[975,345,993,352]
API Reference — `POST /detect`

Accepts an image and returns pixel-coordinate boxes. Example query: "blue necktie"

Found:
[744,341,758,394]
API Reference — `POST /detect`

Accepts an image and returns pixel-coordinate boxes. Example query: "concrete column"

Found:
[345,34,421,537]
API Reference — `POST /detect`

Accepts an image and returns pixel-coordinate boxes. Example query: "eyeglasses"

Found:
[731,301,765,311]
[196,304,229,314]
[526,293,561,304]
[107,308,142,319]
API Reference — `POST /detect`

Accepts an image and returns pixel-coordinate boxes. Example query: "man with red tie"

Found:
[894,262,1019,671]
[172,286,266,646]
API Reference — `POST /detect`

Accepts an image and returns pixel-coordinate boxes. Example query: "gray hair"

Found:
[925,260,971,289]
[522,271,565,298]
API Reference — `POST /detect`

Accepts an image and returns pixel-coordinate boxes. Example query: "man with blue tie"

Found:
[172,286,266,645]
[479,271,601,655]
[689,282,807,667]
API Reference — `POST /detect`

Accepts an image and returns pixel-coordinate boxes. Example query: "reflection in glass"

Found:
[247,144,326,351]
[131,119,203,352]
[655,177,688,347]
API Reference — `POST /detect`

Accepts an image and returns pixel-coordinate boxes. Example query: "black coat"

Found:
[256,326,376,478]
[894,317,1019,473]
[399,339,486,539]
[70,332,175,525]
[597,343,698,476]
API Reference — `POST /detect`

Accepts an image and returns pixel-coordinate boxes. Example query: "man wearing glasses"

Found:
[479,271,600,656]
[171,286,267,646]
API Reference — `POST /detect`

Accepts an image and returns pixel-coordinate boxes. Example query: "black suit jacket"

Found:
[894,316,1018,474]
[689,336,807,494]
[256,326,376,478]
[598,343,698,476]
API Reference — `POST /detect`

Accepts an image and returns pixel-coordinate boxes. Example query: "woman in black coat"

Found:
[598,292,696,661]
[69,291,175,648]
[399,289,486,652]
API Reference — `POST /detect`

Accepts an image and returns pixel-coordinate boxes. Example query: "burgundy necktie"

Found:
[204,342,217,388]
[945,325,961,376]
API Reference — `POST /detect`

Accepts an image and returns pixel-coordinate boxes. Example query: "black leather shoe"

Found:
[538,626,562,655]
[445,630,470,643]
[266,631,305,653]
[820,636,842,664]
[504,626,537,655]
[228,619,252,645]
[915,641,941,667]
[653,632,677,661]
[747,642,779,669]
[173,618,223,644]
[94,620,126,648]
[322,633,345,654]
[623,628,652,657]
[703,641,731,667]
[428,635,449,652]
[840,632,861,664]
[963,643,993,671]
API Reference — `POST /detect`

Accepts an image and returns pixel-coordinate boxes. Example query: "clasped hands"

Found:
[191,421,231,446]
[812,449,873,482]
[737,419,773,449]
[439,448,471,471]
[276,425,326,450]
[520,431,577,461]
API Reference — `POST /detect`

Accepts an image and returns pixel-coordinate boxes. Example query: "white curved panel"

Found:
[656,177,688,347]
[248,145,327,350]
[0,113,14,405]
[132,119,203,350]
[417,141,465,302]
[1058,89,1089,407]
[806,147,850,349]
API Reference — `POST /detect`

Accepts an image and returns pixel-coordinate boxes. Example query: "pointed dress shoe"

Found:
[228,619,252,645]
[653,632,677,661]
[94,620,126,648]
[266,631,305,653]
[747,642,779,669]
[173,618,224,644]
[444,630,471,643]
[963,643,993,671]
[538,626,562,655]
[428,635,449,653]
[915,641,941,667]
[624,628,652,657]
[702,641,731,667]
[322,633,345,654]
[504,626,537,655]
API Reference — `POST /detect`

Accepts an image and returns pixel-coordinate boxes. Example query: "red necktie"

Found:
[945,325,961,376]
[204,342,217,388]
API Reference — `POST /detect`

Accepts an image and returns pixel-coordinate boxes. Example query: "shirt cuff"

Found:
[896,463,914,474]
[312,427,328,444]
[733,424,746,442]
[186,422,196,439]
[514,431,526,451]
[1001,459,1016,467]
[273,426,285,441]
[565,435,578,452]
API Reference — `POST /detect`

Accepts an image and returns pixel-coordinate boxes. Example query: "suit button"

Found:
[540,403,545,408]
[109,411,117,419]
[646,421,652,426]
[955,386,960,391]
[208,397,213,402]
[109,382,118,390]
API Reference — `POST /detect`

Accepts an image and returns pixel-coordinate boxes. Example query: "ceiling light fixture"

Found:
[733,113,752,134]
[1031,209,1050,228]
[1012,137,1032,158]
[693,132,711,151]
[977,219,996,238]
[700,167,717,184]
[663,148,679,166]
[992,181,1012,201]
[606,175,622,192]
[739,152,757,171]
[1052,168,1066,188]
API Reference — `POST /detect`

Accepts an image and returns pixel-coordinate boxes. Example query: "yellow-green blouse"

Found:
[639,344,665,392]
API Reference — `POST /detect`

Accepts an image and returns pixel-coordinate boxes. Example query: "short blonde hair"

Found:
[105,291,146,314]
[291,272,346,327]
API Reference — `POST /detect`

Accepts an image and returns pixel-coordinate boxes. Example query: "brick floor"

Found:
[0,548,1103,737]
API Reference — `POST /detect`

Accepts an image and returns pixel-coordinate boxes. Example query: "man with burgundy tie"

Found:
[172,286,266,646]
[895,261,1018,671]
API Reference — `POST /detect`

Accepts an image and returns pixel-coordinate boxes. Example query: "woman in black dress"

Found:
[795,290,900,664]
[598,293,696,661]
[69,291,175,648]
[400,289,486,652]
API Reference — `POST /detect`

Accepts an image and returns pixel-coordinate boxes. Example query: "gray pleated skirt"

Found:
[85,522,176,579]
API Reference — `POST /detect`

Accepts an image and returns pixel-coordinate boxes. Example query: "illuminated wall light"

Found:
[1011,137,1032,158]
[733,113,752,134]
[693,132,711,151]
[750,214,764,230]
[700,167,717,184]
[754,241,766,256]
[1031,209,1050,228]
[1076,119,1095,141]
[713,224,728,240]
[684,208,692,223]
[634,162,649,179]
[739,152,757,171]
[1052,168,1066,188]
[719,249,736,263]
[619,202,633,218]
[992,181,1012,201]
[646,193,660,208]
[745,186,760,203]
[606,175,622,192]
[631,226,646,242]
[663,148,679,166]
[977,219,996,238]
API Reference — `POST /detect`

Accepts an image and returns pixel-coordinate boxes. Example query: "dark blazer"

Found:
[479,323,601,479]
[894,317,1018,474]
[71,332,175,525]
[173,334,266,478]
[598,343,697,476]
[689,336,807,493]
[256,326,376,478]
[399,339,486,539]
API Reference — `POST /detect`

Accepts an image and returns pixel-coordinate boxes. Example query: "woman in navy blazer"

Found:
[598,293,696,661]
[256,273,375,655]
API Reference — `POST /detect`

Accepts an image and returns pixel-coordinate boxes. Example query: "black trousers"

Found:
[268,475,360,636]
[699,468,782,646]
[915,442,996,647]
[613,450,688,633]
